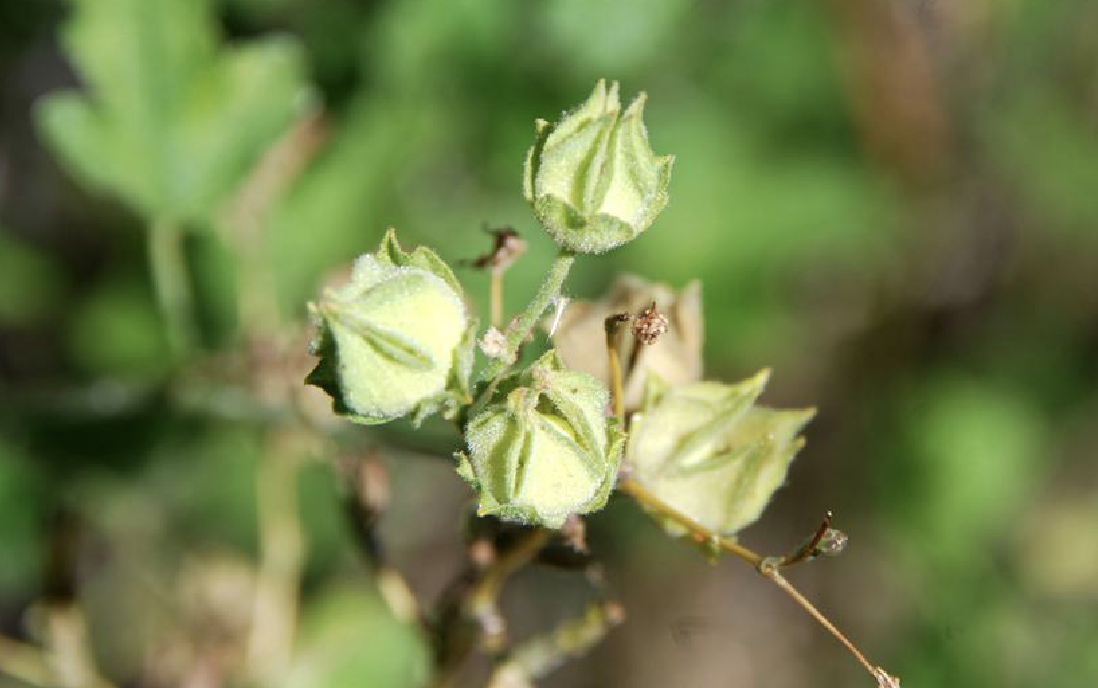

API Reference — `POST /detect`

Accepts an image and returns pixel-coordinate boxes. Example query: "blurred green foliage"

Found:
[2,0,1097,687]
[36,0,314,226]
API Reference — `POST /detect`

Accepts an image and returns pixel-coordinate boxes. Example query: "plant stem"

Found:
[486,600,625,688]
[246,431,303,685]
[618,478,895,685]
[473,249,575,410]
[0,633,54,687]
[148,218,195,357]
[490,268,503,329]
[618,478,761,566]
[431,527,552,688]
[467,528,551,620]
[605,314,630,422]
[757,563,878,678]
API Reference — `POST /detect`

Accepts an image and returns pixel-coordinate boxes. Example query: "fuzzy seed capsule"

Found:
[307,229,475,425]
[626,372,815,536]
[524,80,674,254]
[458,350,623,528]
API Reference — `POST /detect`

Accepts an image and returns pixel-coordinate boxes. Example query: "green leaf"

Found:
[35,0,314,225]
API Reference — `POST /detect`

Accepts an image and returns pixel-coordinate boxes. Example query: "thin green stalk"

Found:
[148,218,195,356]
[473,249,575,409]
[490,268,503,329]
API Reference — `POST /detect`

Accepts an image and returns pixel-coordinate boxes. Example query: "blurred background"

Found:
[2,0,1097,686]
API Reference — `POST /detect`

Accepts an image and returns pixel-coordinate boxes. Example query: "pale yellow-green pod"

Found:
[626,372,815,536]
[459,350,623,528]
[307,229,475,425]
[524,80,674,254]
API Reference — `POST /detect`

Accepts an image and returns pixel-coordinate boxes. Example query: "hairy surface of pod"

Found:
[307,229,474,425]
[524,79,673,254]
[626,371,815,536]
[459,351,623,528]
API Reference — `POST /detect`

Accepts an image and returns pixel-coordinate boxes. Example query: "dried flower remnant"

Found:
[479,327,511,361]
[472,226,528,272]
[632,301,669,345]
[552,275,702,410]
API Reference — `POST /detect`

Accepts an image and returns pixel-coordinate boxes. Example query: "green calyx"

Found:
[307,228,475,426]
[524,79,674,254]
[626,371,815,536]
[459,350,624,529]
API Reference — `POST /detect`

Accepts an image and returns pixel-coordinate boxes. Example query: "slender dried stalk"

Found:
[490,269,503,329]
[618,478,897,686]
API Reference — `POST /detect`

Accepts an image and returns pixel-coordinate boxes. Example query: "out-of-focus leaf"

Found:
[268,97,432,313]
[68,278,170,377]
[990,89,1098,244]
[902,376,1044,563]
[541,0,690,74]
[626,372,814,537]
[0,438,44,597]
[0,229,63,323]
[35,0,314,225]
[287,586,429,688]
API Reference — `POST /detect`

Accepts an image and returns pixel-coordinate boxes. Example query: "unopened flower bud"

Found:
[307,229,475,425]
[626,372,815,535]
[458,350,624,528]
[524,79,674,254]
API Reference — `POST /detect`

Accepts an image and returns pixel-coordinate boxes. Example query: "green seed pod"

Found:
[307,229,475,425]
[626,371,815,536]
[459,350,624,528]
[523,79,674,254]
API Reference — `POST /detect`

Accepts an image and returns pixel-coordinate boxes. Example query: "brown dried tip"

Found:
[473,225,528,272]
[633,301,669,345]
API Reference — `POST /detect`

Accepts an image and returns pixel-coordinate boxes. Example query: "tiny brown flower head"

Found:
[633,302,669,345]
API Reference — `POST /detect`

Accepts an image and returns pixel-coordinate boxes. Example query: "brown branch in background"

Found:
[222,109,328,343]
[217,108,330,687]
[485,601,626,688]
[0,633,56,686]
[341,452,421,625]
[245,430,305,685]
[30,510,118,688]
[618,478,898,686]
[465,528,552,650]
[42,605,117,688]
[824,0,951,189]
[429,525,552,688]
